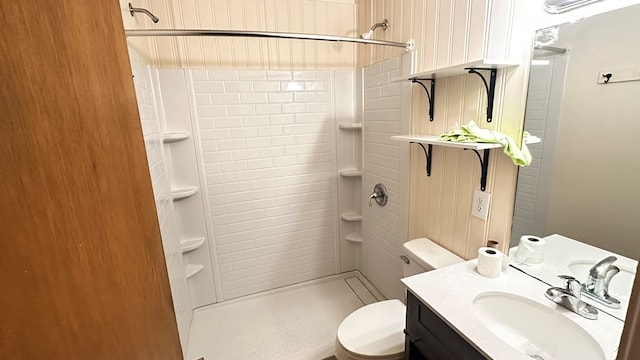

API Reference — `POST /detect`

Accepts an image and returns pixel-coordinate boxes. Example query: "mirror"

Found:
[509,3,640,321]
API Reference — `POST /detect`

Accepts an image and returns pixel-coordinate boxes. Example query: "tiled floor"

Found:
[186,275,378,360]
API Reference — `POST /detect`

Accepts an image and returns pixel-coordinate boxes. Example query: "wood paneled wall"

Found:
[125,0,357,69]
[407,71,525,259]
[357,0,529,259]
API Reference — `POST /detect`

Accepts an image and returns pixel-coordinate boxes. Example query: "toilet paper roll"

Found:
[477,247,508,278]
[486,240,500,249]
[515,235,546,264]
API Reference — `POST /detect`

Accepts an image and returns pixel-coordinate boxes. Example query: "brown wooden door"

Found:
[0,2,182,359]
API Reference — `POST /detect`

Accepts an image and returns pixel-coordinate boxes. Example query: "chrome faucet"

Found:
[582,256,621,309]
[545,275,598,320]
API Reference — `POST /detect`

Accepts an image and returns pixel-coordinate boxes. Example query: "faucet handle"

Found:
[368,193,378,206]
[603,265,620,289]
[368,183,388,207]
[558,275,582,298]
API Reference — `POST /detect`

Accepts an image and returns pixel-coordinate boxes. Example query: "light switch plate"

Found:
[471,189,491,220]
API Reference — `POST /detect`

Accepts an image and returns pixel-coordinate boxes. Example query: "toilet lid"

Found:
[337,300,406,356]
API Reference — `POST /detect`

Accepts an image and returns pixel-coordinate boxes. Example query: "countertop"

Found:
[401,260,624,360]
[509,234,638,320]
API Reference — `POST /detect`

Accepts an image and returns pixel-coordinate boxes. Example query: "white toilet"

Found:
[334,238,464,360]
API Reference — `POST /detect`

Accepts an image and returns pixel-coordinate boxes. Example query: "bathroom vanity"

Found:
[402,261,624,360]
[404,291,484,359]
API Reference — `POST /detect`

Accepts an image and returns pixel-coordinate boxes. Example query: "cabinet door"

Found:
[435,0,454,69]
[467,0,488,62]
[430,0,490,69]
[0,1,182,359]
[484,0,514,61]
[405,292,486,359]
[450,0,470,65]
[416,0,439,72]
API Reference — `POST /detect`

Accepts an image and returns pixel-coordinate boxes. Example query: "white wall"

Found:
[192,69,352,300]
[362,57,410,300]
[544,6,640,259]
[129,50,192,354]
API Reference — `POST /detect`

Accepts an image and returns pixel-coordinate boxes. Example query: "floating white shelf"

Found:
[406,60,519,80]
[391,134,541,148]
[338,122,362,130]
[339,169,363,177]
[171,186,198,201]
[391,134,541,192]
[180,237,205,253]
[390,135,502,150]
[185,264,204,279]
[525,136,542,145]
[345,232,362,243]
[162,131,191,143]
[341,213,362,222]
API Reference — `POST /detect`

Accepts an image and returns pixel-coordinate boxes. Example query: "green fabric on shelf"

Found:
[439,121,532,166]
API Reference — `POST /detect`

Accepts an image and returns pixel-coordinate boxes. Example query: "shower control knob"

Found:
[368,183,388,207]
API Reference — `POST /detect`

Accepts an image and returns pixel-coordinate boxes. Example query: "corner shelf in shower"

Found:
[345,232,362,243]
[171,186,198,201]
[162,131,191,143]
[338,122,362,130]
[339,169,363,177]
[185,264,204,279]
[341,212,362,222]
[180,237,205,253]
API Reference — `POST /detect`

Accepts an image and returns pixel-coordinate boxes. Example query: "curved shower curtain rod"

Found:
[125,29,414,50]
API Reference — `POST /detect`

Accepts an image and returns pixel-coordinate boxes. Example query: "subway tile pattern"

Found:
[511,62,554,243]
[362,57,405,300]
[192,70,338,300]
[129,50,192,354]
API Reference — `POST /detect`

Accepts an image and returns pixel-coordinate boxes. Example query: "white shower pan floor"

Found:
[186,272,380,360]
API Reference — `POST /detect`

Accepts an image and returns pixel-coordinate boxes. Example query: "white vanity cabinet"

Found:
[413,0,531,75]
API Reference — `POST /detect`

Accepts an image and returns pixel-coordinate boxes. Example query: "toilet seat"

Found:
[335,300,406,360]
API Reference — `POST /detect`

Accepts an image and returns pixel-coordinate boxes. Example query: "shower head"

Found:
[360,19,388,40]
[129,3,160,23]
[360,31,373,40]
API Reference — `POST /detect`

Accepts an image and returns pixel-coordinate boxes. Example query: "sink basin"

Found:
[473,292,605,360]
[569,260,636,300]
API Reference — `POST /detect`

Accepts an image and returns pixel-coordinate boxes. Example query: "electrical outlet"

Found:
[471,189,491,220]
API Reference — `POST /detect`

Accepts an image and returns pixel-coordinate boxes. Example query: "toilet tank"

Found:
[402,238,464,277]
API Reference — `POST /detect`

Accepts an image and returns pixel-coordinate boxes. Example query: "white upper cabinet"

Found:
[411,0,530,76]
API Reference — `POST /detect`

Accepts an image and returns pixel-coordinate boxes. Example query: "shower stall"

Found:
[125,1,412,353]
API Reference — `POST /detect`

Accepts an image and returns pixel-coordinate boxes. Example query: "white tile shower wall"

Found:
[192,69,343,300]
[362,57,407,300]
[129,50,192,353]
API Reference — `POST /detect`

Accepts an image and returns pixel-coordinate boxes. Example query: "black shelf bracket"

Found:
[466,149,490,191]
[410,78,435,122]
[465,68,497,123]
[411,142,432,176]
